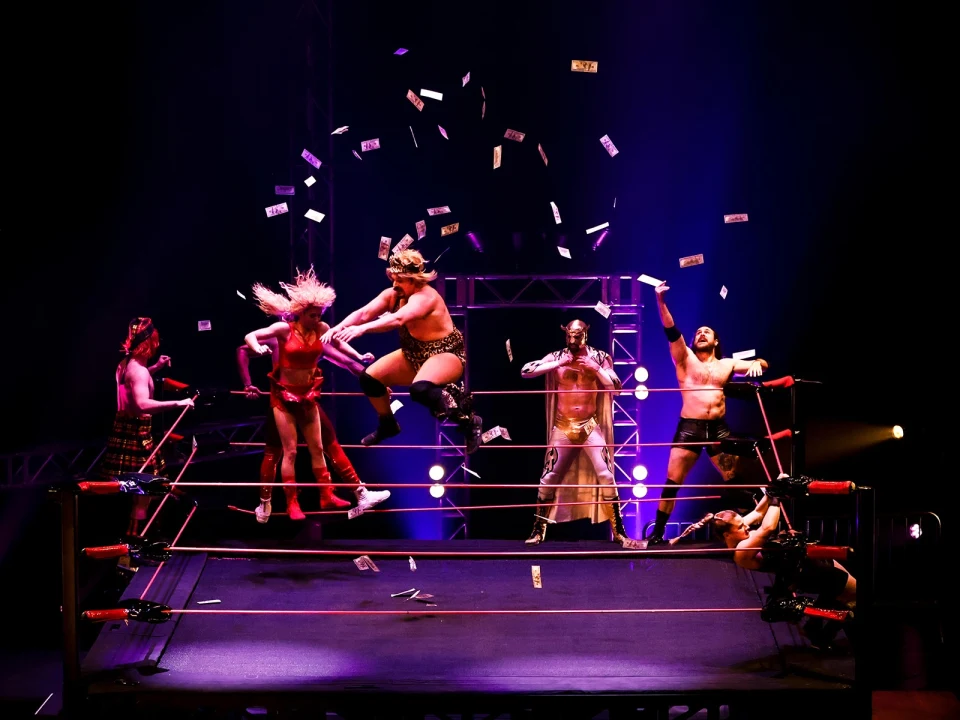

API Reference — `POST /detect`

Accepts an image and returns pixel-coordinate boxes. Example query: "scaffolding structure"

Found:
[436,274,646,538]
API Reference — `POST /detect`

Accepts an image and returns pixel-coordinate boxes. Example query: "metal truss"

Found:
[0,418,266,488]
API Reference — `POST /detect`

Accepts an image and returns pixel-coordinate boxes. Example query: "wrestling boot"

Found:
[325,443,392,511]
[354,484,391,512]
[524,500,551,545]
[315,467,351,510]
[459,413,484,455]
[610,502,645,549]
[361,413,401,446]
[255,497,272,524]
[282,476,306,521]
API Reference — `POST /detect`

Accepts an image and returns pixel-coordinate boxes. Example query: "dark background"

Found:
[0,0,954,695]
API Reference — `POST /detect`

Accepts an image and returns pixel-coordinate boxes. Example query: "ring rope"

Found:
[139,444,197,538]
[162,607,764,616]
[227,441,780,450]
[139,504,197,601]
[168,545,756,557]
[186,481,760,489]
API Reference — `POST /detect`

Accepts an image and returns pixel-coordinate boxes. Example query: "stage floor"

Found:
[82,539,855,712]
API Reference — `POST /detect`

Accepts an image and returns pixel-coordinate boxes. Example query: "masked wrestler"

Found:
[244,267,360,520]
[322,249,483,454]
[520,320,642,549]
[99,318,194,535]
[236,328,390,523]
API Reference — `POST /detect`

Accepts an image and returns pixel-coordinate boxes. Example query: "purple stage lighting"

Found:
[466,231,484,252]
[591,228,610,251]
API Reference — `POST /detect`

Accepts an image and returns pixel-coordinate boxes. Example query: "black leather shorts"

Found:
[671,417,731,457]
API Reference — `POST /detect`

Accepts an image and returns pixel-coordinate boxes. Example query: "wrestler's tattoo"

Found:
[522,361,545,374]
[716,453,737,473]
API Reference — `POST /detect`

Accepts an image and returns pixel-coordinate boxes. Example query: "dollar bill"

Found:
[505,339,513,362]
[585,221,609,234]
[427,206,451,215]
[558,246,571,259]
[389,399,403,413]
[394,48,408,55]
[236,290,246,300]
[197,320,212,331]
[637,274,664,287]
[724,213,749,223]
[594,301,611,318]
[493,145,502,169]
[378,236,391,260]
[409,126,418,148]
[731,349,756,361]
[531,565,542,589]
[416,220,426,239]
[613,197,616,208]
[304,209,325,223]
[499,427,512,441]
[438,125,449,140]
[679,253,704,268]
[390,588,417,597]
[274,185,295,195]
[361,138,380,152]
[304,176,316,187]
[538,143,548,166]
[440,223,459,237]
[461,463,481,478]
[481,100,486,119]
[361,555,380,572]
[720,285,728,299]
[301,148,322,168]
[420,88,443,101]
[550,201,561,224]
[481,86,485,99]
[352,149,362,161]
[406,89,424,111]
[353,556,369,571]
[570,59,599,73]
[331,125,349,135]
[347,506,364,520]
[504,128,525,142]
[462,71,470,86]
[483,426,512,442]
[392,234,415,253]
[599,134,619,157]
[265,202,289,218]
[409,556,417,571]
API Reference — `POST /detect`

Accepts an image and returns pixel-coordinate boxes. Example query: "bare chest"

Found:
[555,365,598,389]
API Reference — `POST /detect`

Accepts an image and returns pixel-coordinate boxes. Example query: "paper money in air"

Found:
[438,125,449,140]
[637,274,665,287]
[304,176,316,187]
[394,48,408,55]
[274,185,295,195]
[720,285,728,299]
[409,556,417,571]
[549,201,562,225]
[416,220,426,239]
[504,129,525,142]
[481,426,512,444]
[359,555,379,572]
[389,399,403,414]
[406,89,424,111]
[198,320,212,331]
[301,148,322,168]
[538,143,548,166]
[440,223,459,237]
[724,213,749,223]
[420,88,443,101]
[236,290,246,300]
[493,145,502,169]
[679,253,704,268]
[353,556,369,571]
[586,222,609,234]
[378,236,391,260]
[409,126,418,148]
[558,246,571,259]
[505,339,513,362]
[462,71,470,86]
[265,202,288,218]
[352,150,362,161]
[392,234,415,253]
[361,138,380,152]
[731,349,756,361]
[599,135,619,157]
[481,101,486,119]
[594,301,611,319]
[427,206,451,216]
[347,506,364,520]
[331,125,349,135]
[304,209,325,223]
[570,60,599,73]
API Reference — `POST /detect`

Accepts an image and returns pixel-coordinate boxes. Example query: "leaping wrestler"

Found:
[520,320,643,549]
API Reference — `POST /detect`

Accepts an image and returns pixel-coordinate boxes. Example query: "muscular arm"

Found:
[733,504,781,569]
[741,494,770,527]
[732,358,769,377]
[321,342,365,376]
[521,352,562,379]
[127,364,185,415]
[656,288,689,367]
[329,289,395,331]
[595,353,620,389]
[236,339,279,387]
[244,322,289,353]
[355,292,431,335]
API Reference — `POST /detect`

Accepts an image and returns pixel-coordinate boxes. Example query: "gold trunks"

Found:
[553,413,598,443]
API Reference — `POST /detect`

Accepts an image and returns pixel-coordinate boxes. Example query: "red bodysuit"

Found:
[268,323,325,408]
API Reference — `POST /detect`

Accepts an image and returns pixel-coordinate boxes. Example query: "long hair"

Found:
[122,317,159,363]
[668,510,739,545]
[387,248,437,286]
[252,266,336,317]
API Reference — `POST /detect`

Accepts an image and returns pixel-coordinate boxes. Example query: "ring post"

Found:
[59,486,83,716]
[855,484,876,718]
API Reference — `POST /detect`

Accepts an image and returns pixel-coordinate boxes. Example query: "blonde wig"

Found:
[387,248,437,286]
[252,266,336,317]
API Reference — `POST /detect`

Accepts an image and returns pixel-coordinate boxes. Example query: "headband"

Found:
[389,256,426,274]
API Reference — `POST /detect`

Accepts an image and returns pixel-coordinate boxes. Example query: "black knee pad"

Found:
[660,479,681,500]
[410,380,454,419]
[358,370,388,398]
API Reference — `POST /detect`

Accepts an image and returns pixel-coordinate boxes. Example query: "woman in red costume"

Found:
[244,268,354,520]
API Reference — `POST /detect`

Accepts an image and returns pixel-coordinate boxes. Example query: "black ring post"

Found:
[59,486,83,716]
[855,484,876,718]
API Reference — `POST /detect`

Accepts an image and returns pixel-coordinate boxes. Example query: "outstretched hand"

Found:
[655,281,670,297]
[333,326,364,343]
[745,360,764,378]
[360,352,375,364]
[320,327,337,344]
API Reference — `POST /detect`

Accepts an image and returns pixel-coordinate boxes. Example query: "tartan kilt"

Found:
[98,413,167,479]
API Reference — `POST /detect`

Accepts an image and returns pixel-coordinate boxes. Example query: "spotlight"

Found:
[466,231,484,253]
[634,385,649,400]
[429,483,445,499]
[631,465,648,481]
[632,483,648,499]
[909,523,922,539]
[892,425,904,439]
[591,228,610,252]
[633,367,649,383]
[428,464,445,481]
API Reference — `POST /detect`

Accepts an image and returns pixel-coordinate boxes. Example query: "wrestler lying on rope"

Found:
[676,491,857,651]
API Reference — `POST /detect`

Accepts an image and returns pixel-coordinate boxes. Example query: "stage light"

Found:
[466,231,484,253]
[633,367,649,383]
[429,464,445,481]
[632,483,648,499]
[909,523,922,539]
[632,465,648,481]
[591,228,610,251]
[429,483,445,499]
[892,425,904,439]
[634,385,649,400]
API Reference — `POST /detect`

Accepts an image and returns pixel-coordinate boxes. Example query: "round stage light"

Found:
[632,465,648,481]
[892,425,904,439]
[633,367,649,383]
[429,483,445,499]
[632,483,648,499]
[909,523,922,539]
[634,385,649,400]
[429,464,445,481]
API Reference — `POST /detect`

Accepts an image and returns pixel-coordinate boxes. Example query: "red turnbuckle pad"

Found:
[804,606,851,622]
[76,481,121,494]
[806,545,851,561]
[762,376,796,389]
[82,608,130,622]
[807,480,856,495]
[83,544,131,559]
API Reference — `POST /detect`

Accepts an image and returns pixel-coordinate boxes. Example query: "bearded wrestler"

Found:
[322,249,483,454]
[520,320,642,549]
